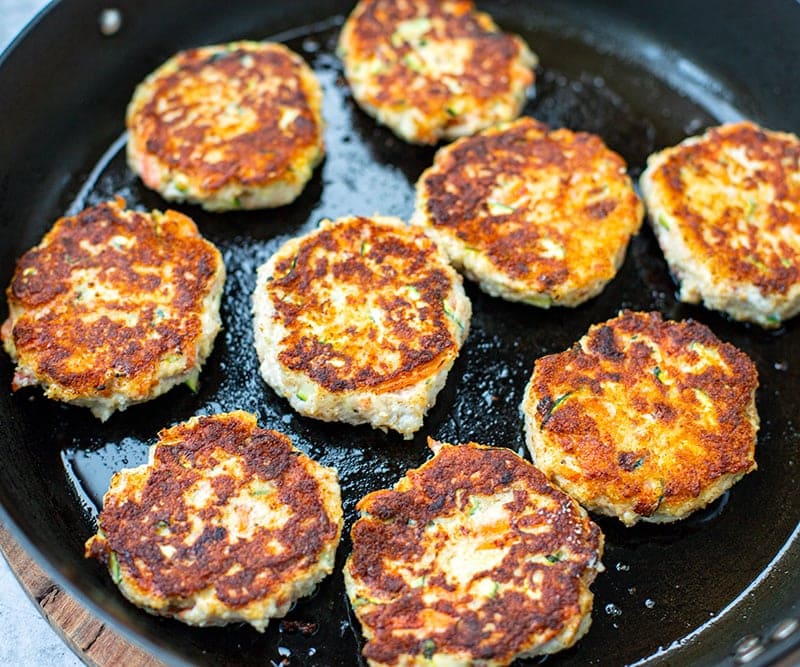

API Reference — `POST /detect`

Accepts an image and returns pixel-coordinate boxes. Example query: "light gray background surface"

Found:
[1,1,90,664]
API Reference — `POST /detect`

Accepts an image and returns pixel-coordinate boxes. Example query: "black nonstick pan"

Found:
[1,1,800,665]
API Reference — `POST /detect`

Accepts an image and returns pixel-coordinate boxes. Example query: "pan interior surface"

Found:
[0,1,799,666]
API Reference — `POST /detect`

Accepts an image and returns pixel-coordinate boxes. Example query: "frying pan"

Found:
[1,1,799,665]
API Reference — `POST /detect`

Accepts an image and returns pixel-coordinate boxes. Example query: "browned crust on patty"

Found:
[415,117,643,304]
[3,197,221,402]
[127,41,322,192]
[646,121,800,295]
[347,441,603,664]
[268,217,462,394]
[86,412,340,608]
[348,0,522,102]
[339,0,534,144]
[526,311,758,521]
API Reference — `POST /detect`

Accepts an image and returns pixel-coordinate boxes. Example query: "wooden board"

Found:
[0,524,160,667]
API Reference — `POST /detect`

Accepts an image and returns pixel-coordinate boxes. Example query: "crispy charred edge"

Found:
[421,117,641,280]
[531,310,758,515]
[4,197,222,396]
[269,217,459,392]
[129,42,322,190]
[342,0,533,102]
[86,412,340,608]
[650,122,800,293]
[348,441,602,664]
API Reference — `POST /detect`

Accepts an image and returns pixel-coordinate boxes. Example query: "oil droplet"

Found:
[684,117,704,134]
[605,603,622,617]
[774,361,789,371]
[98,8,123,36]
[302,37,320,53]
[615,562,630,572]
[645,598,656,609]
[277,645,291,657]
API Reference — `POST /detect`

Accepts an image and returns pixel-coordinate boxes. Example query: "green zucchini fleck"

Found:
[184,375,199,393]
[421,638,436,660]
[657,214,670,231]
[108,551,122,584]
[653,480,666,512]
[282,253,299,278]
[442,300,464,330]
[402,53,423,72]
[747,254,768,272]
[522,294,553,309]
[487,200,515,215]
[541,391,573,426]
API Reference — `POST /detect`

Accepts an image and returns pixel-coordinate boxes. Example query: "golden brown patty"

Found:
[1,197,224,420]
[85,411,343,631]
[640,121,800,328]
[411,117,644,306]
[337,0,536,144]
[252,215,470,438]
[345,439,604,666]
[522,310,759,526]
[127,41,324,211]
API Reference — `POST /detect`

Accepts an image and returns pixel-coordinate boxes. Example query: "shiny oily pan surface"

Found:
[2,2,800,667]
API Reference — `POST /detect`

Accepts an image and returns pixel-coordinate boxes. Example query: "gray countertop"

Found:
[1,5,88,666]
